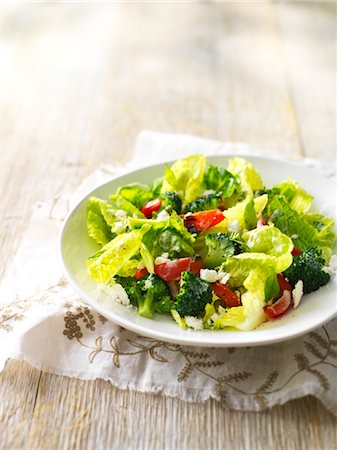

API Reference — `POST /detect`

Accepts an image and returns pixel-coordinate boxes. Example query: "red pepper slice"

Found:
[183,209,225,233]
[291,246,302,256]
[154,257,203,281]
[277,273,292,294]
[134,267,148,279]
[264,290,292,319]
[212,282,241,307]
[141,198,161,218]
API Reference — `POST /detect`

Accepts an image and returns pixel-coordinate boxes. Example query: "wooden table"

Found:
[2,2,336,449]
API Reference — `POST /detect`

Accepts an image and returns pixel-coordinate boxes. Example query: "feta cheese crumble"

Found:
[144,278,153,290]
[209,305,227,325]
[227,220,240,233]
[202,189,216,196]
[200,269,219,283]
[115,209,127,219]
[218,272,230,285]
[113,221,126,234]
[322,254,337,276]
[156,210,170,221]
[292,280,304,309]
[200,269,230,285]
[185,316,204,330]
[155,253,171,265]
[100,283,130,306]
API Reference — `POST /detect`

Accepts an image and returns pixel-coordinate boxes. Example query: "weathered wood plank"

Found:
[25,373,337,450]
[0,361,41,449]
[275,2,336,161]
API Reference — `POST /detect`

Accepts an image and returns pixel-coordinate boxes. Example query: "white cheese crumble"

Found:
[113,221,126,234]
[292,280,304,309]
[227,220,240,233]
[115,209,127,219]
[202,189,216,196]
[101,283,130,306]
[155,253,171,265]
[218,272,230,285]
[322,254,337,276]
[185,316,204,330]
[200,269,219,283]
[209,305,227,325]
[144,278,153,290]
[200,269,231,285]
[291,234,299,240]
[156,210,170,221]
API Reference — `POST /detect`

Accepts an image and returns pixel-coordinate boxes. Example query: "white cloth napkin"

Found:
[1,131,337,414]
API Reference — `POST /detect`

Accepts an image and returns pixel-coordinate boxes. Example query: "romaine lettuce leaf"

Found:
[151,177,164,197]
[268,196,319,251]
[303,212,336,249]
[222,254,279,295]
[243,199,257,230]
[129,211,195,258]
[116,183,153,210]
[87,225,150,283]
[87,197,115,246]
[171,310,188,329]
[227,157,264,195]
[209,264,276,331]
[273,178,313,214]
[241,226,293,273]
[213,194,268,233]
[116,259,141,277]
[203,165,238,198]
[161,155,206,204]
[110,194,144,218]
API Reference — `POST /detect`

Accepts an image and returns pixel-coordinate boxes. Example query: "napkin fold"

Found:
[1,131,337,414]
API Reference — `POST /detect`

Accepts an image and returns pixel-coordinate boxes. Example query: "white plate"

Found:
[59,155,337,347]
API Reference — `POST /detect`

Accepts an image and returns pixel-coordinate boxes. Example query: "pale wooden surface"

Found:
[1,2,336,449]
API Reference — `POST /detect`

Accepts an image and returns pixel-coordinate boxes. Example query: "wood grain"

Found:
[1,2,336,449]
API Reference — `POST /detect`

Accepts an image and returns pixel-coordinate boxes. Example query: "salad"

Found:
[86,155,336,331]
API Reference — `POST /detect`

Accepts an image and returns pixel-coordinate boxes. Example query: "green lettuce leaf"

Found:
[87,197,115,246]
[241,226,293,273]
[227,157,264,196]
[243,199,257,230]
[272,178,313,214]
[129,211,195,258]
[116,259,141,277]
[161,154,206,204]
[303,212,336,249]
[215,194,268,233]
[110,194,144,218]
[209,261,278,331]
[222,254,280,296]
[203,165,238,198]
[87,225,150,284]
[151,177,164,197]
[116,183,153,210]
[268,196,319,251]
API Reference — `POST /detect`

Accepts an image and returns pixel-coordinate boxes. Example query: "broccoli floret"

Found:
[114,276,143,307]
[115,274,172,319]
[202,232,241,268]
[138,273,172,319]
[283,247,330,294]
[173,271,213,317]
[184,193,223,213]
[160,192,182,214]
